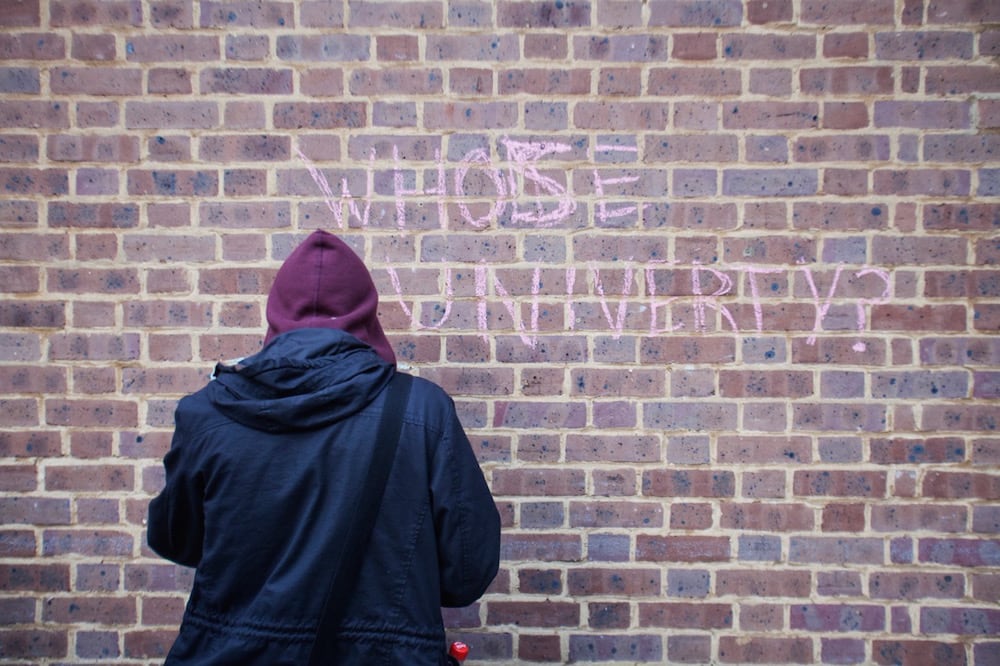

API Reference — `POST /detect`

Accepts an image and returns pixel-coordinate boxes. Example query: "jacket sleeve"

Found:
[146,402,205,568]
[431,402,501,607]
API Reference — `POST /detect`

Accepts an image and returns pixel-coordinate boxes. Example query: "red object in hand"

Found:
[448,642,469,662]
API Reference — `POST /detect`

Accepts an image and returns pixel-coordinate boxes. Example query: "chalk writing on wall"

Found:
[384,261,891,353]
[298,143,892,353]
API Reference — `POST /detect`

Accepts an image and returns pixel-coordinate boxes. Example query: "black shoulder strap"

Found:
[308,371,413,666]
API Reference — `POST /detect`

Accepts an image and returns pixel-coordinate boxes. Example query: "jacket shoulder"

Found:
[401,374,458,428]
[172,384,228,435]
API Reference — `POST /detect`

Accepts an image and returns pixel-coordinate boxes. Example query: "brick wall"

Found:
[1,0,998,663]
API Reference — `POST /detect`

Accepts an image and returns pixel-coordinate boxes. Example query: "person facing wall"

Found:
[147,229,501,665]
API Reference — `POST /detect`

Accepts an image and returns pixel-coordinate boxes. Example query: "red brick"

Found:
[791,603,884,632]
[492,468,585,496]
[926,65,1000,95]
[790,537,884,564]
[872,304,968,332]
[500,68,590,95]
[45,465,133,492]
[351,67,444,95]
[0,496,69,526]
[971,573,1000,602]
[719,370,812,398]
[0,530,38,558]
[874,101,971,129]
[0,0,39,26]
[670,502,714,530]
[0,629,68,659]
[597,67,642,97]
[922,472,1000,499]
[43,596,136,624]
[575,35,667,62]
[876,31,975,60]
[524,33,566,59]
[127,169,219,196]
[424,102,518,130]
[794,470,887,497]
[42,529,132,556]
[821,503,865,532]
[923,204,1000,231]
[636,535,730,562]
[802,0,894,24]
[821,165,870,196]
[487,601,579,627]
[724,33,815,59]
[0,133,38,161]
[198,267,276,295]
[648,0,742,27]
[125,101,218,129]
[569,500,663,528]
[50,203,139,232]
[50,66,142,96]
[197,334,263,363]
[717,569,811,597]
[720,636,813,664]
[498,1,590,28]
[124,563,195,592]
[226,35,269,61]
[823,101,869,129]
[67,431,112,460]
[870,572,965,600]
[49,333,141,360]
[721,502,814,531]
[641,336,735,363]
[347,1,442,27]
[639,602,733,629]
[75,100,118,127]
[0,100,69,129]
[142,596,186,625]
[739,603,784,631]
[565,434,660,462]
[928,0,1000,23]
[0,562,70,592]
[124,629,176,659]
[671,32,717,59]
[574,102,670,130]
[644,469,735,497]
[567,568,661,596]
[45,400,138,428]
[588,602,630,629]
[517,634,560,661]
[747,0,792,23]
[823,32,870,58]
[200,68,294,96]
[199,134,291,163]
[427,34,518,62]
[376,34,418,61]
[0,167,68,195]
[449,68,492,95]
[873,640,966,666]
[50,0,140,26]
[200,1,293,28]
[0,431,60,458]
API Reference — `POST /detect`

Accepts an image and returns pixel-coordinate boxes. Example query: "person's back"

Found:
[147,231,501,664]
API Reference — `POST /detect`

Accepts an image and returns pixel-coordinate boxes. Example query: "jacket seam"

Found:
[184,607,315,642]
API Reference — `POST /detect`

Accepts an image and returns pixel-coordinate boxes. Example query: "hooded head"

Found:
[264,230,395,365]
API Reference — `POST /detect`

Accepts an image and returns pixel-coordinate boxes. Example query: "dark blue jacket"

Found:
[147,328,501,665]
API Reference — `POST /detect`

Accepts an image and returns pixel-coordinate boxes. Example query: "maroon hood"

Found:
[264,230,395,365]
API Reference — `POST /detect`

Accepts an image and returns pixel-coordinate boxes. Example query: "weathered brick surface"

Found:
[1,1,998,663]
